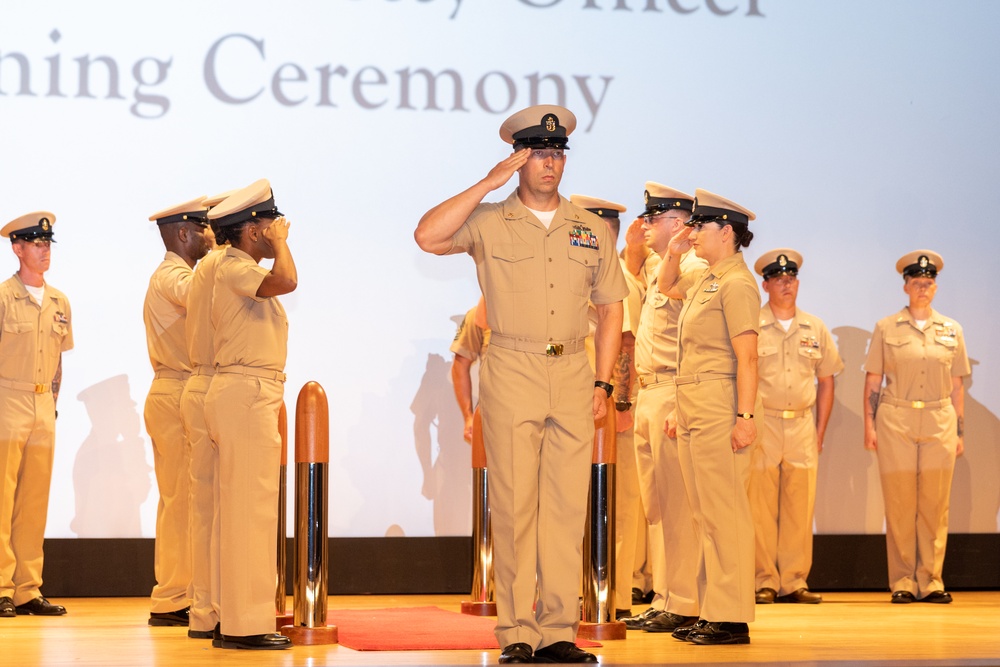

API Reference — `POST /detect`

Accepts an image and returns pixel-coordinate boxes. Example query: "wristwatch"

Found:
[736,412,754,420]
[594,380,614,398]
[615,400,632,412]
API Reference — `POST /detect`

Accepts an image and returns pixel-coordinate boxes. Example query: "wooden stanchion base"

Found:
[279,624,339,646]
[577,620,626,640]
[460,600,497,616]
[275,612,294,631]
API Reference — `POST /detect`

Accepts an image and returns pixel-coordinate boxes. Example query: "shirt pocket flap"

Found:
[491,243,534,263]
[798,347,822,360]
[3,320,34,334]
[885,336,910,347]
[567,245,596,267]
[758,345,778,357]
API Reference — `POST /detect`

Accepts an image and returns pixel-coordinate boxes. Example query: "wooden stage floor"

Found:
[2,592,998,666]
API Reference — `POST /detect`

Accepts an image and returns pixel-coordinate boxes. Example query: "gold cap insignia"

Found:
[644,190,650,203]
[41,218,50,231]
[919,255,928,268]
[778,254,787,266]
[544,115,556,132]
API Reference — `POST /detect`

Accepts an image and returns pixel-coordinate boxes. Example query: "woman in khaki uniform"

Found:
[656,189,760,645]
[863,250,969,604]
[204,179,297,650]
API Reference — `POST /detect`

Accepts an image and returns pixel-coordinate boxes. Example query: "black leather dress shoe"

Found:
[212,623,223,648]
[755,587,777,604]
[643,611,698,633]
[891,591,916,604]
[0,597,15,618]
[189,622,219,639]
[920,591,953,604]
[688,621,750,645]
[498,642,533,664]
[622,606,659,630]
[149,607,190,626]
[533,641,597,664]
[672,619,708,642]
[776,588,822,604]
[614,608,632,620]
[15,597,67,616]
[631,587,653,605]
[219,633,292,650]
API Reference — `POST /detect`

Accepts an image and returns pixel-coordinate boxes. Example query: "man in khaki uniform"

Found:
[204,179,296,650]
[178,189,233,640]
[415,105,627,665]
[864,250,970,604]
[619,184,705,633]
[750,249,842,605]
[144,197,212,626]
[449,297,490,445]
[0,212,71,618]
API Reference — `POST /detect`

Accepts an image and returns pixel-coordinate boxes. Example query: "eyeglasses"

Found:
[767,274,798,285]
[642,214,686,226]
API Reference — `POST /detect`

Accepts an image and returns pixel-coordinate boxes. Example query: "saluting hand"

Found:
[263,216,290,244]
[625,217,646,249]
[667,225,694,255]
[481,148,531,191]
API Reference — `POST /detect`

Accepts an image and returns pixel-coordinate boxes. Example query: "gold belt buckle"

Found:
[638,376,647,388]
[34,384,47,394]
[545,343,564,357]
[911,400,925,409]
[781,410,796,419]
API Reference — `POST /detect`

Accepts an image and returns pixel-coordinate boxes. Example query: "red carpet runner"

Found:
[325,606,602,651]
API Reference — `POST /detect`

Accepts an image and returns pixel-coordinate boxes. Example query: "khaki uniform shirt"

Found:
[447,191,628,343]
[635,251,708,375]
[186,248,225,370]
[864,307,971,401]
[0,275,73,383]
[450,307,491,362]
[677,252,760,376]
[143,251,193,373]
[212,247,288,371]
[757,304,844,410]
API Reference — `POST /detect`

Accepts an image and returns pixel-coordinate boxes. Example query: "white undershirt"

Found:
[777,318,793,331]
[25,284,45,305]
[915,319,927,330]
[526,206,556,229]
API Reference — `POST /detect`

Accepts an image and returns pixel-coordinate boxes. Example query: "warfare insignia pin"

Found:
[704,282,720,293]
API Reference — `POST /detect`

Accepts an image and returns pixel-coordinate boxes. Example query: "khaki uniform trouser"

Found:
[144,377,193,612]
[875,402,957,597]
[633,380,699,617]
[479,345,592,650]
[205,373,283,637]
[613,424,641,611]
[750,412,817,594]
[180,372,219,632]
[0,388,55,605]
[676,377,756,623]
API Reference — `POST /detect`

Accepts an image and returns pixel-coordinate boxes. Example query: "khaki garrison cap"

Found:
[208,179,283,227]
[896,249,943,278]
[148,196,209,226]
[643,183,694,216]
[570,194,626,219]
[688,189,756,227]
[2,211,57,242]
[754,248,803,279]
[500,105,576,150]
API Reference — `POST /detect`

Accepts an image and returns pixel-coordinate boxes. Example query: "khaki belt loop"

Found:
[0,377,51,393]
[191,365,216,377]
[764,407,811,419]
[637,370,677,389]
[216,364,287,383]
[153,369,191,381]
[674,372,736,386]
[489,333,588,357]
[881,396,951,410]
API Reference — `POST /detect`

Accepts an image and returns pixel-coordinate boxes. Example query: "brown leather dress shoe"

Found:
[776,588,822,604]
[532,641,597,663]
[688,621,750,645]
[755,587,777,604]
[498,642,533,664]
[14,597,67,616]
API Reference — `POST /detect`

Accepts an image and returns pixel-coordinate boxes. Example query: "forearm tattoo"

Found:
[613,351,631,401]
[52,356,63,406]
[957,416,964,438]
[867,390,879,420]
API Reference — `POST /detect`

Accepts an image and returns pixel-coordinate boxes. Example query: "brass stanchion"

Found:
[461,407,496,616]
[279,382,338,645]
[275,402,293,628]
[578,396,626,640]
